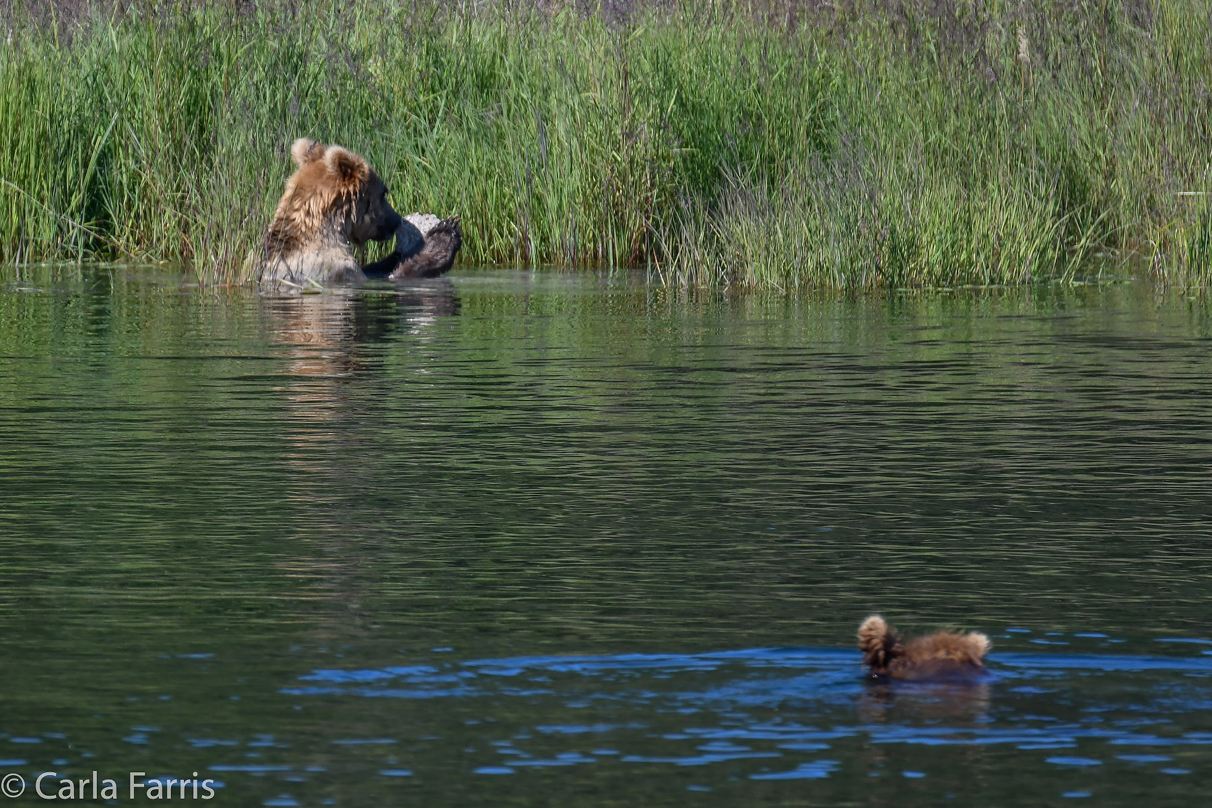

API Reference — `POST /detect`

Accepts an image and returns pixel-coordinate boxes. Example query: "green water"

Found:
[0,268,1210,806]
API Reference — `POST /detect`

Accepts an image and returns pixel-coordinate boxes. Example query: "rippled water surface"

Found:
[1,268,1210,806]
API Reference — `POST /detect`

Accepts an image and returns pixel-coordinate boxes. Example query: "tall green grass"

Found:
[1,0,1210,288]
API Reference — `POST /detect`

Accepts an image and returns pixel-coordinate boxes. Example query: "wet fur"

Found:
[259,138,403,286]
[388,218,462,279]
[858,615,989,680]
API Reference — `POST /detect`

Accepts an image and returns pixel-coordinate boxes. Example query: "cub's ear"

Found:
[291,138,326,168]
[323,146,370,188]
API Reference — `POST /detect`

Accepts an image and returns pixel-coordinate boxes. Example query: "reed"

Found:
[1,0,1209,288]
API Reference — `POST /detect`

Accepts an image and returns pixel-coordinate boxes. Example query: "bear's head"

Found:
[279,138,403,247]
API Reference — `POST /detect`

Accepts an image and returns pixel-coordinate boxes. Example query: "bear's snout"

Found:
[376,208,403,241]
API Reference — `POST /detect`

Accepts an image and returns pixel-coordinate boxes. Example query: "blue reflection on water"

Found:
[280,646,1212,773]
[260,644,1212,802]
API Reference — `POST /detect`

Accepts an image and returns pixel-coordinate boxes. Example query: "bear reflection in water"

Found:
[257,284,458,638]
[857,678,992,725]
[263,280,460,407]
[264,280,459,352]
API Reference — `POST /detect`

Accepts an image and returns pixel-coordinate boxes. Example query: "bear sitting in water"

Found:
[858,615,990,680]
[259,138,461,287]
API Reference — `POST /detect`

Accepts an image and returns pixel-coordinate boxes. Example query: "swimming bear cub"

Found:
[858,615,990,680]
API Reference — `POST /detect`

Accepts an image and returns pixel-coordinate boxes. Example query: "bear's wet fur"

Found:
[858,615,990,680]
[259,138,404,287]
[259,138,463,287]
[389,217,462,279]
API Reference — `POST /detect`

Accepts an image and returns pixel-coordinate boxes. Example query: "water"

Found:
[0,267,1210,806]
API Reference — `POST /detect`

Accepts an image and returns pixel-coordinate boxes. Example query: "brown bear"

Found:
[259,138,405,287]
[857,615,990,681]
[258,139,464,287]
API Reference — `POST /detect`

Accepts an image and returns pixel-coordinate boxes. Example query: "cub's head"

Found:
[857,615,902,673]
[281,138,403,246]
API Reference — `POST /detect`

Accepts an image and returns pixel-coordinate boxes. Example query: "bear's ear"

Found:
[291,138,326,168]
[323,146,370,188]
